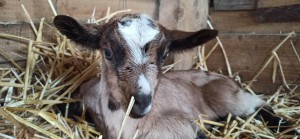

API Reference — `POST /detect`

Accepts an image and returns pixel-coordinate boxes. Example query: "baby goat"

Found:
[54,14,297,139]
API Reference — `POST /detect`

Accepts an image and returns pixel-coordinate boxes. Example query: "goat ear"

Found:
[54,15,100,49]
[169,29,218,53]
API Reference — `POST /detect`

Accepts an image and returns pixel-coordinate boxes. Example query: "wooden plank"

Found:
[174,0,209,70]
[256,4,300,22]
[0,0,156,23]
[205,34,300,94]
[0,22,58,68]
[158,0,179,29]
[56,0,156,21]
[159,0,209,70]
[157,0,179,66]
[206,10,300,93]
[210,11,300,33]
[257,0,300,8]
[257,0,300,22]
[214,0,256,10]
[0,24,33,68]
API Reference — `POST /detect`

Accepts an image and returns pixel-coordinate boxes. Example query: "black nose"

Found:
[130,94,152,118]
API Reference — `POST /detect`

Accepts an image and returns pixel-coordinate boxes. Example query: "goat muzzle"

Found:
[130,94,152,118]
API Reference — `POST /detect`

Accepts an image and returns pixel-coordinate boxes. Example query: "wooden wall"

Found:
[0,0,157,67]
[0,0,299,94]
[206,2,300,93]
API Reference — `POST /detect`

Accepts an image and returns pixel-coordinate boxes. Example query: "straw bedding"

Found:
[0,5,299,139]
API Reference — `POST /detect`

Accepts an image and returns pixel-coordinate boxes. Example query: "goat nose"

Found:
[134,94,151,105]
[130,94,152,118]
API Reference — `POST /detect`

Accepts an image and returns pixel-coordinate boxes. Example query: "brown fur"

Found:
[54,14,268,139]
[80,69,266,139]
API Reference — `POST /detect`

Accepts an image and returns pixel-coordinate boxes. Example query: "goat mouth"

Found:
[130,103,152,118]
[129,94,152,118]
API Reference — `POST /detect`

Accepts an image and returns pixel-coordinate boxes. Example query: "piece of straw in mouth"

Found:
[117,96,135,139]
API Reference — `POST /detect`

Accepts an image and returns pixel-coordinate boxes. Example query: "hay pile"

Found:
[0,5,299,139]
[0,5,108,139]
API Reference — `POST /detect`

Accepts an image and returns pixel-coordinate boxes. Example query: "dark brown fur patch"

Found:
[107,94,120,111]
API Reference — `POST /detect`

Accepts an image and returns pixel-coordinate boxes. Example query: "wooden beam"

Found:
[174,0,208,70]
[257,4,300,22]
[174,0,209,70]
[210,11,300,33]
[257,0,300,8]
[159,0,209,70]
[158,0,179,30]
[214,0,257,10]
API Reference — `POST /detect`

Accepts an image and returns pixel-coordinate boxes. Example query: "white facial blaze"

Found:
[118,14,159,64]
[138,74,151,95]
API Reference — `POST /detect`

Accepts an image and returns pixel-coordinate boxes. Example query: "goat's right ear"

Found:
[54,15,100,49]
[168,29,218,53]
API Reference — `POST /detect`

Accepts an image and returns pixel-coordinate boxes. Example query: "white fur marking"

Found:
[141,103,152,115]
[118,14,159,64]
[138,74,151,95]
[234,90,265,116]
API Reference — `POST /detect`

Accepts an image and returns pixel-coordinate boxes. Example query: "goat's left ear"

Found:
[169,29,218,53]
[54,15,101,49]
